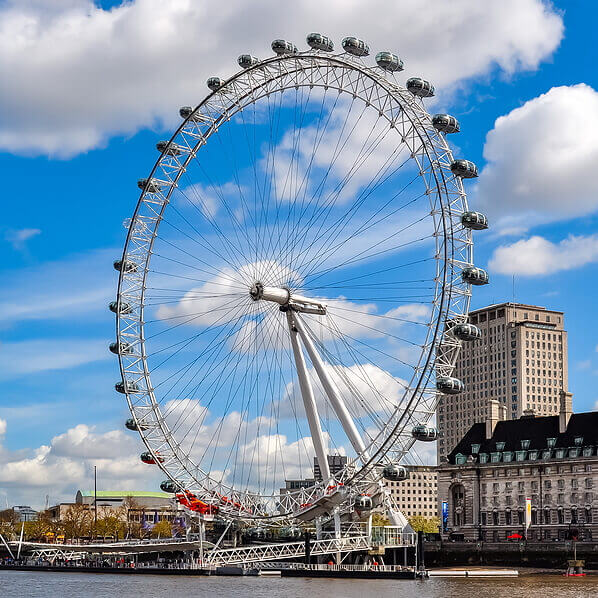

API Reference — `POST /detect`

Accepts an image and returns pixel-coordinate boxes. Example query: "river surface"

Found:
[2,571,598,598]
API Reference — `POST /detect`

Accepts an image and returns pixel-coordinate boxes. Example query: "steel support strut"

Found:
[292,311,369,460]
[286,310,331,482]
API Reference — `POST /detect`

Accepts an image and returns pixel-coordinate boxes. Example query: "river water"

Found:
[2,571,598,598]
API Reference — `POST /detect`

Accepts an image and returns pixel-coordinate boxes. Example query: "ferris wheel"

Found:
[111,33,489,525]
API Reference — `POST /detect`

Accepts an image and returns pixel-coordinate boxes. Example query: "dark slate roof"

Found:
[448,411,598,463]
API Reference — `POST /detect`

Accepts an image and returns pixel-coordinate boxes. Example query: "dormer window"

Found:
[521,439,530,450]
[496,441,506,451]
[547,438,557,448]
[471,443,481,455]
[455,453,466,465]
[555,448,565,459]
[574,436,583,446]
[479,453,488,464]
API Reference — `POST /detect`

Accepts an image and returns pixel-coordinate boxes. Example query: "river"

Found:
[2,571,598,598]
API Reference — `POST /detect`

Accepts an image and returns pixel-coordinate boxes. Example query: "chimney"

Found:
[499,404,507,421]
[486,399,501,440]
[559,390,573,434]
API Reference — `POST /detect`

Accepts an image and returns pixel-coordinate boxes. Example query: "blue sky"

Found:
[1,0,597,507]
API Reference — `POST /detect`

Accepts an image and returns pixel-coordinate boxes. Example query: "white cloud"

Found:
[489,234,598,276]
[477,84,598,232]
[0,418,6,437]
[4,228,41,249]
[0,338,111,380]
[0,420,157,508]
[0,0,562,157]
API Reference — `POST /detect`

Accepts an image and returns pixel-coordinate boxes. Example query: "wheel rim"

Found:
[115,50,473,519]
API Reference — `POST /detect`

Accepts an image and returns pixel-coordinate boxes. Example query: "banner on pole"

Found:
[525,498,532,530]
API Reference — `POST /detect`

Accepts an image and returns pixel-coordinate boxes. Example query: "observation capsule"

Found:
[306,33,334,52]
[432,114,460,134]
[137,178,163,193]
[375,51,404,72]
[179,106,207,122]
[125,418,147,432]
[207,77,225,92]
[271,39,297,55]
[141,451,163,465]
[406,77,435,98]
[461,211,488,230]
[113,259,137,273]
[412,425,439,442]
[356,495,373,510]
[450,159,478,179]
[109,341,133,355]
[462,266,489,286]
[115,380,140,394]
[238,54,259,69]
[342,36,369,57]
[437,376,464,395]
[452,323,482,341]
[160,480,178,493]
[382,464,409,482]
[108,300,132,315]
[156,140,183,156]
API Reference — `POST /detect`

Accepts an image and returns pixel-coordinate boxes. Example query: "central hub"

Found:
[249,283,327,315]
[249,283,291,305]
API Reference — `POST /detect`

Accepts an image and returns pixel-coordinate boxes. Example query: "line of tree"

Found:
[0,496,178,542]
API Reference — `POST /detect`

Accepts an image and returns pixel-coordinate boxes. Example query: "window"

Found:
[521,439,531,450]
[505,510,512,525]
[547,437,556,448]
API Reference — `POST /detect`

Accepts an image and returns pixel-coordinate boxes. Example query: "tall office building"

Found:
[437,303,568,461]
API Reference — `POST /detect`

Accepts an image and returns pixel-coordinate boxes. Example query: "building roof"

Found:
[468,302,563,315]
[448,411,598,464]
[78,491,170,499]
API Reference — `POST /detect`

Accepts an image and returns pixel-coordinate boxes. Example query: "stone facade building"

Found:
[438,392,598,542]
[437,302,568,461]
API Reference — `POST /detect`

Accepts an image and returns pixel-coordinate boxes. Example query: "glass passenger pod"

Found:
[237,54,259,69]
[450,159,478,179]
[179,106,208,122]
[436,376,465,394]
[461,266,489,286]
[306,33,334,52]
[356,495,373,510]
[115,380,140,394]
[271,39,298,55]
[160,480,179,493]
[207,77,225,92]
[382,464,409,481]
[156,140,183,156]
[375,51,404,72]
[108,300,132,314]
[411,424,439,441]
[432,113,460,134]
[342,36,370,57]
[461,211,488,230]
[125,417,147,432]
[140,451,164,465]
[406,77,435,98]
[137,178,163,193]
[109,341,133,355]
[452,323,482,341]
[113,259,137,273]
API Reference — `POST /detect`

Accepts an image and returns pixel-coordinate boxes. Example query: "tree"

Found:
[62,504,92,540]
[408,515,440,533]
[120,495,142,539]
[371,512,390,526]
[151,519,172,538]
